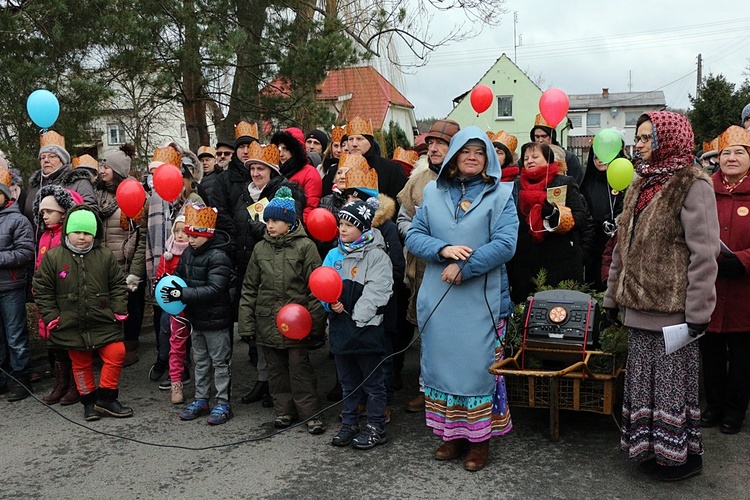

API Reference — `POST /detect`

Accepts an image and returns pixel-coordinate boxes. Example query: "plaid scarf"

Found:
[634,112,695,216]
[145,176,174,288]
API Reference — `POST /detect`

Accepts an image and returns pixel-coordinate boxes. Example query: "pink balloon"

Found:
[539,88,570,128]
[470,84,494,114]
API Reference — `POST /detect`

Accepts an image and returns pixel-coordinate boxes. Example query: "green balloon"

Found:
[593,129,622,164]
[607,158,634,191]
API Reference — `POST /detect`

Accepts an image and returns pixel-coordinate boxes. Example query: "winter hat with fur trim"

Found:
[33,184,83,228]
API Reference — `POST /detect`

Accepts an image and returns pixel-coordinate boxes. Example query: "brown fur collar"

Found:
[372,193,395,228]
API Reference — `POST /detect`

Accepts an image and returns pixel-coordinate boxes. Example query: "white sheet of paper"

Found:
[720,240,734,256]
[662,323,702,355]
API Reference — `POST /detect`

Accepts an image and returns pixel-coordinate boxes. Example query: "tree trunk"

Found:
[181,0,210,151]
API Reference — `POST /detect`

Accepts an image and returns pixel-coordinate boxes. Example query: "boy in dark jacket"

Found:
[33,205,131,420]
[238,187,326,434]
[161,202,234,425]
[323,199,393,450]
[0,168,35,401]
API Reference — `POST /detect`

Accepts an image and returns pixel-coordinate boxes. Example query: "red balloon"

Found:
[309,266,343,303]
[152,163,183,203]
[115,179,146,218]
[470,84,493,114]
[307,208,338,242]
[276,303,313,340]
[539,88,570,128]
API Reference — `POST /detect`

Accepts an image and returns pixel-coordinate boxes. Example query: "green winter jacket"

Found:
[33,205,128,350]
[238,223,325,349]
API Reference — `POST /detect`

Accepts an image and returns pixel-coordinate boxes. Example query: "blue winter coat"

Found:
[406,126,519,396]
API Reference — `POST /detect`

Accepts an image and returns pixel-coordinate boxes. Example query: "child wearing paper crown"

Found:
[0,168,35,401]
[33,185,85,406]
[323,198,393,450]
[238,187,327,434]
[153,213,191,403]
[32,205,132,421]
[161,202,235,425]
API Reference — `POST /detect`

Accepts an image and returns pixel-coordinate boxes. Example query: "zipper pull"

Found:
[461,181,466,196]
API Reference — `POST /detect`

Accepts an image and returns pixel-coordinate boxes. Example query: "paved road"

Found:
[2,330,748,499]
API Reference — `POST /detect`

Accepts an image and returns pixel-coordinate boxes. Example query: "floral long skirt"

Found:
[620,328,703,465]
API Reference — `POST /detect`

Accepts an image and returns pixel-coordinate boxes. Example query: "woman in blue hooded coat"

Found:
[405,126,519,471]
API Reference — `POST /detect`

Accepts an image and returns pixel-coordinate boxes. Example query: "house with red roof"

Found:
[317,66,418,144]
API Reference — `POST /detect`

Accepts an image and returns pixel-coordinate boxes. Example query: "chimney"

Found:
[602,88,609,97]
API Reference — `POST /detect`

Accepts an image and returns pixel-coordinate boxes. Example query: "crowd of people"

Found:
[0,104,748,479]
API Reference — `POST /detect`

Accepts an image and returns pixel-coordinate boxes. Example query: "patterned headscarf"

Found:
[634,111,695,215]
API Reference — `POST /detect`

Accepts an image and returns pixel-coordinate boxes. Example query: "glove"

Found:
[115,313,128,322]
[161,282,183,303]
[541,201,556,218]
[717,256,745,278]
[45,317,60,337]
[125,274,141,292]
[687,323,708,338]
[604,307,622,327]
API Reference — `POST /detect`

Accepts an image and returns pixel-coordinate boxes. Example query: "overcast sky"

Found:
[391,0,749,119]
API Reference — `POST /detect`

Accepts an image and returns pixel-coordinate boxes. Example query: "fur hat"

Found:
[263,186,296,225]
[38,130,71,165]
[338,198,379,232]
[305,129,329,152]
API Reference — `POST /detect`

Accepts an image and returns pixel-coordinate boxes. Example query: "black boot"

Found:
[94,388,134,418]
[7,376,32,402]
[43,360,67,404]
[81,391,100,421]
[241,381,269,404]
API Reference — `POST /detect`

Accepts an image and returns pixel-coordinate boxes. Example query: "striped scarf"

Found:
[145,176,174,289]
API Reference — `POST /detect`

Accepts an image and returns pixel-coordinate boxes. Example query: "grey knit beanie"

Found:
[104,150,131,179]
[38,144,71,165]
[742,103,750,125]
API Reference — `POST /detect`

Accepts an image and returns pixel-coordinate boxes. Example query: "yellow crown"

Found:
[40,130,65,149]
[392,147,418,166]
[491,130,518,153]
[0,168,11,187]
[152,146,182,167]
[184,203,218,235]
[72,154,98,170]
[345,116,373,137]
[534,113,552,128]
[246,142,280,167]
[702,138,718,153]
[235,121,259,140]
[342,154,378,191]
[331,125,346,143]
[718,126,750,151]
[485,130,495,139]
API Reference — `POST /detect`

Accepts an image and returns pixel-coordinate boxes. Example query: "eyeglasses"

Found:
[40,153,59,161]
[216,151,233,157]
[634,134,652,144]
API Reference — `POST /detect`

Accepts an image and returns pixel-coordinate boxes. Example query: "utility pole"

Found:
[628,70,632,92]
[513,12,519,64]
[696,53,703,99]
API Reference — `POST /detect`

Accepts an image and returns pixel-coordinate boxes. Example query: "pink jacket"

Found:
[36,223,63,271]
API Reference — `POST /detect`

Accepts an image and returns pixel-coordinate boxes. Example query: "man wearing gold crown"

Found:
[24,131,97,224]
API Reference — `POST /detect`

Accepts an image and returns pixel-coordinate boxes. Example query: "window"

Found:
[496,96,513,119]
[625,112,641,127]
[569,114,583,129]
[587,113,601,127]
[108,124,126,146]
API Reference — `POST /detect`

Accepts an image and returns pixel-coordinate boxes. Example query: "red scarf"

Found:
[501,166,520,182]
[519,162,559,242]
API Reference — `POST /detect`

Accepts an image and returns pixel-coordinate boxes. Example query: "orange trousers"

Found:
[68,341,125,395]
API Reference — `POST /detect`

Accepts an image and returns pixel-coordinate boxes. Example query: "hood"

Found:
[33,184,84,228]
[271,130,309,170]
[529,125,559,146]
[29,164,73,188]
[61,204,105,243]
[438,126,501,183]
[0,199,22,216]
[371,193,396,228]
[263,219,310,245]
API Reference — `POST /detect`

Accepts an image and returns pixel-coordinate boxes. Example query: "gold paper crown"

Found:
[40,130,65,149]
[534,113,552,128]
[0,168,11,188]
[152,146,182,167]
[392,147,418,166]
[341,153,378,191]
[702,138,718,153]
[345,116,373,137]
[331,126,346,143]
[184,203,218,235]
[491,130,518,153]
[246,142,280,167]
[718,126,750,151]
[72,154,98,170]
[485,130,495,139]
[235,121,259,140]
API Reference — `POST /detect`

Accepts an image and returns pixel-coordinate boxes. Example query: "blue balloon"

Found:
[26,89,60,129]
[155,275,187,315]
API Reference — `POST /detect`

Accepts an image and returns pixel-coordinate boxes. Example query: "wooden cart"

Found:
[489,346,623,442]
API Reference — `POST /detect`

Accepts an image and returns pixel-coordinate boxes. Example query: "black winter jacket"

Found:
[174,230,234,330]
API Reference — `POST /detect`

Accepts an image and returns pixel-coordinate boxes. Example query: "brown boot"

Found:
[59,366,80,406]
[463,441,490,471]
[122,341,140,367]
[435,439,468,460]
[42,360,67,404]
[405,393,425,413]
